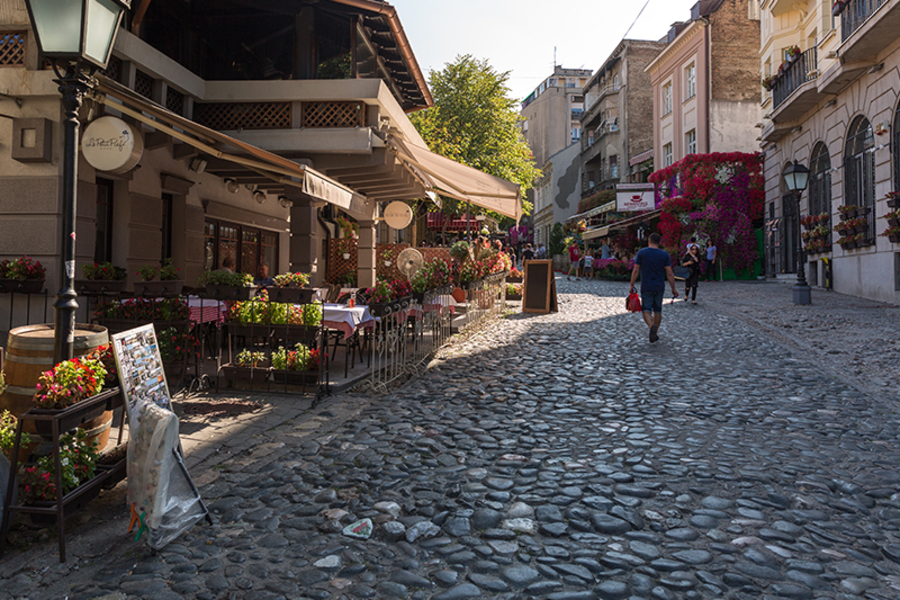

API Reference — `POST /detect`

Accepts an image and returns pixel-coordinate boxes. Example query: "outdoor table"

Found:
[186,296,228,324]
[323,303,375,340]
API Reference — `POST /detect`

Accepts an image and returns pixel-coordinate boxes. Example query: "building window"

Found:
[610,155,619,179]
[663,83,672,115]
[205,219,279,275]
[685,129,697,155]
[844,116,876,243]
[663,143,673,166]
[809,142,831,217]
[613,74,619,89]
[94,178,114,264]
[685,64,696,100]
[894,98,900,191]
[161,193,174,263]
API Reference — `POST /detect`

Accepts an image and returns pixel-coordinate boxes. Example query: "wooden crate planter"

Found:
[222,364,270,385]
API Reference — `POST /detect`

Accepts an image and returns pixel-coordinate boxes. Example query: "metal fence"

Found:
[842,0,887,42]
[461,273,507,333]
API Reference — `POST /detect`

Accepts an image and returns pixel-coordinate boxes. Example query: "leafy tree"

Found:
[410,55,540,231]
[549,222,566,257]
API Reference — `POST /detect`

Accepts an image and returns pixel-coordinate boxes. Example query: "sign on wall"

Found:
[384,201,413,229]
[616,184,656,212]
[82,115,143,174]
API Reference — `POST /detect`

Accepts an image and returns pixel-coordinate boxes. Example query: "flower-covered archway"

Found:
[648,152,764,273]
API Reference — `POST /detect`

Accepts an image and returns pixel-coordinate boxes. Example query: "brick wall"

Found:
[709,0,761,102]
[625,42,667,159]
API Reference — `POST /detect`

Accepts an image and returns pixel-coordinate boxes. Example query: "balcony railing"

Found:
[842,0,888,42]
[773,47,817,109]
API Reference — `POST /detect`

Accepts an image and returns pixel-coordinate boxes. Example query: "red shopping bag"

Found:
[626,291,642,313]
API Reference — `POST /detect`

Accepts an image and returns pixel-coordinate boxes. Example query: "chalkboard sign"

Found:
[522,260,558,314]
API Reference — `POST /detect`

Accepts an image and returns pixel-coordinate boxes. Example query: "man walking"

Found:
[629,233,679,343]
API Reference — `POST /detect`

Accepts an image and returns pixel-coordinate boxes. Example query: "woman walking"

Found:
[682,244,702,304]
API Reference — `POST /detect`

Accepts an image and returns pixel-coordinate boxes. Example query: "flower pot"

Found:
[342,253,351,260]
[888,217,900,227]
[27,474,105,526]
[451,287,466,303]
[267,286,316,304]
[832,1,846,16]
[889,234,900,243]
[854,225,868,234]
[507,276,523,284]
[30,387,119,452]
[75,279,126,294]
[134,280,183,296]
[271,369,318,386]
[839,211,851,221]
[270,324,320,345]
[887,198,900,209]
[1,279,46,294]
[506,293,523,301]
[206,284,258,300]
[222,364,270,385]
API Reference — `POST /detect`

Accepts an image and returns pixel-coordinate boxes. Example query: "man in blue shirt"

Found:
[629,233,679,343]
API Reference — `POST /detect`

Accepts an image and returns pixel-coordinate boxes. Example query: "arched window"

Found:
[809,142,831,217]
[894,99,900,191]
[844,116,875,244]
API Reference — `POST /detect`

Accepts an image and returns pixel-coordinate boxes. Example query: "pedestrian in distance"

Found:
[686,236,700,253]
[681,245,702,305]
[629,233,679,343]
[522,243,535,263]
[705,239,717,281]
[583,250,594,280]
[567,243,580,280]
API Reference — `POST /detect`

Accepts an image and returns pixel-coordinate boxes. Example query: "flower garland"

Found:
[649,152,764,273]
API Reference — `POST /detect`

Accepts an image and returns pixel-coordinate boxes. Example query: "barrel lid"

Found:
[7,323,109,347]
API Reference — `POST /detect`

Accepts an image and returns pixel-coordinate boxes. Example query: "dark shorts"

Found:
[641,290,664,313]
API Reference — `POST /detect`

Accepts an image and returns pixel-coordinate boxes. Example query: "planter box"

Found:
[887,198,900,209]
[271,369,319,386]
[30,388,120,437]
[368,297,411,318]
[75,279,126,294]
[206,284,258,300]
[28,474,105,526]
[888,217,900,227]
[134,280,183,296]
[839,211,852,221]
[270,324,320,344]
[854,225,868,234]
[507,276,523,284]
[506,293,523,301]
[267,287,316,304]
[0,279,45,294]
[889,234,900,243]
[222,364,270,385]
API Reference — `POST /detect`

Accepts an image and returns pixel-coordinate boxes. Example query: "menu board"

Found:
[522,260,558,314]
[110,324,172,424]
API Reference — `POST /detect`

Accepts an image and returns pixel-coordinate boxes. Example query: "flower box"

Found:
[222,364,270,385]
[271,369,319,386]
[506,293,523,301]
[507,276,523,284]
[29,387,120,438]
[888,217,900,227]
[0,279,45,294]
[134,280,184,296]
[368,297,411,318]
[75,279,126,294]
[832,0,847,16]
[27,474,105,525]
[270,324,320,345]
[889,234,900,243]
[266,286,316,304]
[205,284,258,300]
[887,198,900,209]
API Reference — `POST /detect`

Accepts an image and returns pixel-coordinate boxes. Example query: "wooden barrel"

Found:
[1,324,113,450]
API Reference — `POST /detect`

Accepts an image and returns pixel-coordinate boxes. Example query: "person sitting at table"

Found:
[253,264,275,287]
[220,256,235,274]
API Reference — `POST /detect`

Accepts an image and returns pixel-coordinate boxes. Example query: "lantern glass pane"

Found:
[29,0,83,54]
[84,0,121,65]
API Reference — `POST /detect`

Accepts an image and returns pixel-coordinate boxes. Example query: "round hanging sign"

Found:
[384,201,413,229]
[81,116,143,174]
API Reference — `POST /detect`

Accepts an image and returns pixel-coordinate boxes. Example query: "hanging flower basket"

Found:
[832,0,848,16]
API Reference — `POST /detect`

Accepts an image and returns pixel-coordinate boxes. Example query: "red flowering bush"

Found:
[1,256,46,280]
[19,429,99,504]
[649,152,764,273]
[34,356,107,409]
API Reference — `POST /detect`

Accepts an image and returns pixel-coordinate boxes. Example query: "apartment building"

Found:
[646,0,761,171]
[520,67,592,167]
[760,0,900,303]
[580,39,666,197]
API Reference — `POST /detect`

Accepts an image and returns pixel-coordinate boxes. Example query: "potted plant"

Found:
[134,259,183,296]
[838,204,858,220]
[832,0,848,16]
[268,271,314,303]
[76,262,127,294]
[884,209,900,228]
[18,428,100,520]
[507,266,524,284]
[271,343,320,386]
[199,270,256,300]
[1,409,32,461]
[761,74,777,91]
[882,225,900,243]
[0,255,46,294]
[506,282,523,301]
[886,191,900,209]
[223,349,270,386]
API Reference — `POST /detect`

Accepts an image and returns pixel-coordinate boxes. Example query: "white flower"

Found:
[61,458,69,466]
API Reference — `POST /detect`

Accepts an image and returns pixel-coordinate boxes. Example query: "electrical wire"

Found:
[622,0,652,39]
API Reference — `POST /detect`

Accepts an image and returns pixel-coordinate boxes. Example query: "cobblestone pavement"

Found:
[3,277,900,600]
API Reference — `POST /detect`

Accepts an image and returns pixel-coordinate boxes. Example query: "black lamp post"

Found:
[782,159,811,305]
[24,0,130,364]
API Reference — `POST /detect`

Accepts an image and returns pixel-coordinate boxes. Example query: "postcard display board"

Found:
[111,325,210,550]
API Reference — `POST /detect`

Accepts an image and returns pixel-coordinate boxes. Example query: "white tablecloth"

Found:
[187,296,228,324]
[323,303,375,340]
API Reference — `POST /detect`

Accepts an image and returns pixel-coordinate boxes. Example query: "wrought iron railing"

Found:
[842,0,887,42]
[462,272,507,333]
[773,47,818,109]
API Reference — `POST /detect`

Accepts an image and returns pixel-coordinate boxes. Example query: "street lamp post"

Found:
[782,160,811,305]
[23,0,130,364]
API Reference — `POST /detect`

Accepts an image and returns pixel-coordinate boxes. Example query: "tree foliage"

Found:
[410,55,540,227]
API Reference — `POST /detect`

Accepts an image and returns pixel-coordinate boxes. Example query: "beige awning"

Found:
[385,136,522,223]
[94,75,374,220]
[583,226,611,240]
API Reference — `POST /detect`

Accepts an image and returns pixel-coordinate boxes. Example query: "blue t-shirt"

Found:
[635,247,672,292]
[706,245,717,260]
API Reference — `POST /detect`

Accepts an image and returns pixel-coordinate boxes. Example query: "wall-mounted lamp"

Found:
[875,122,889,136]
[278,196,292,208]
[254,190,266,204]
[189,157,207,173]
[225,178,239,193]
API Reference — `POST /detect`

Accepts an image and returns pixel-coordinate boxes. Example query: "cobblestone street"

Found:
[4,277,900,600]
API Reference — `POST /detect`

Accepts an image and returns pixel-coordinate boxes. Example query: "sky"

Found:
[390,0,701,103]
